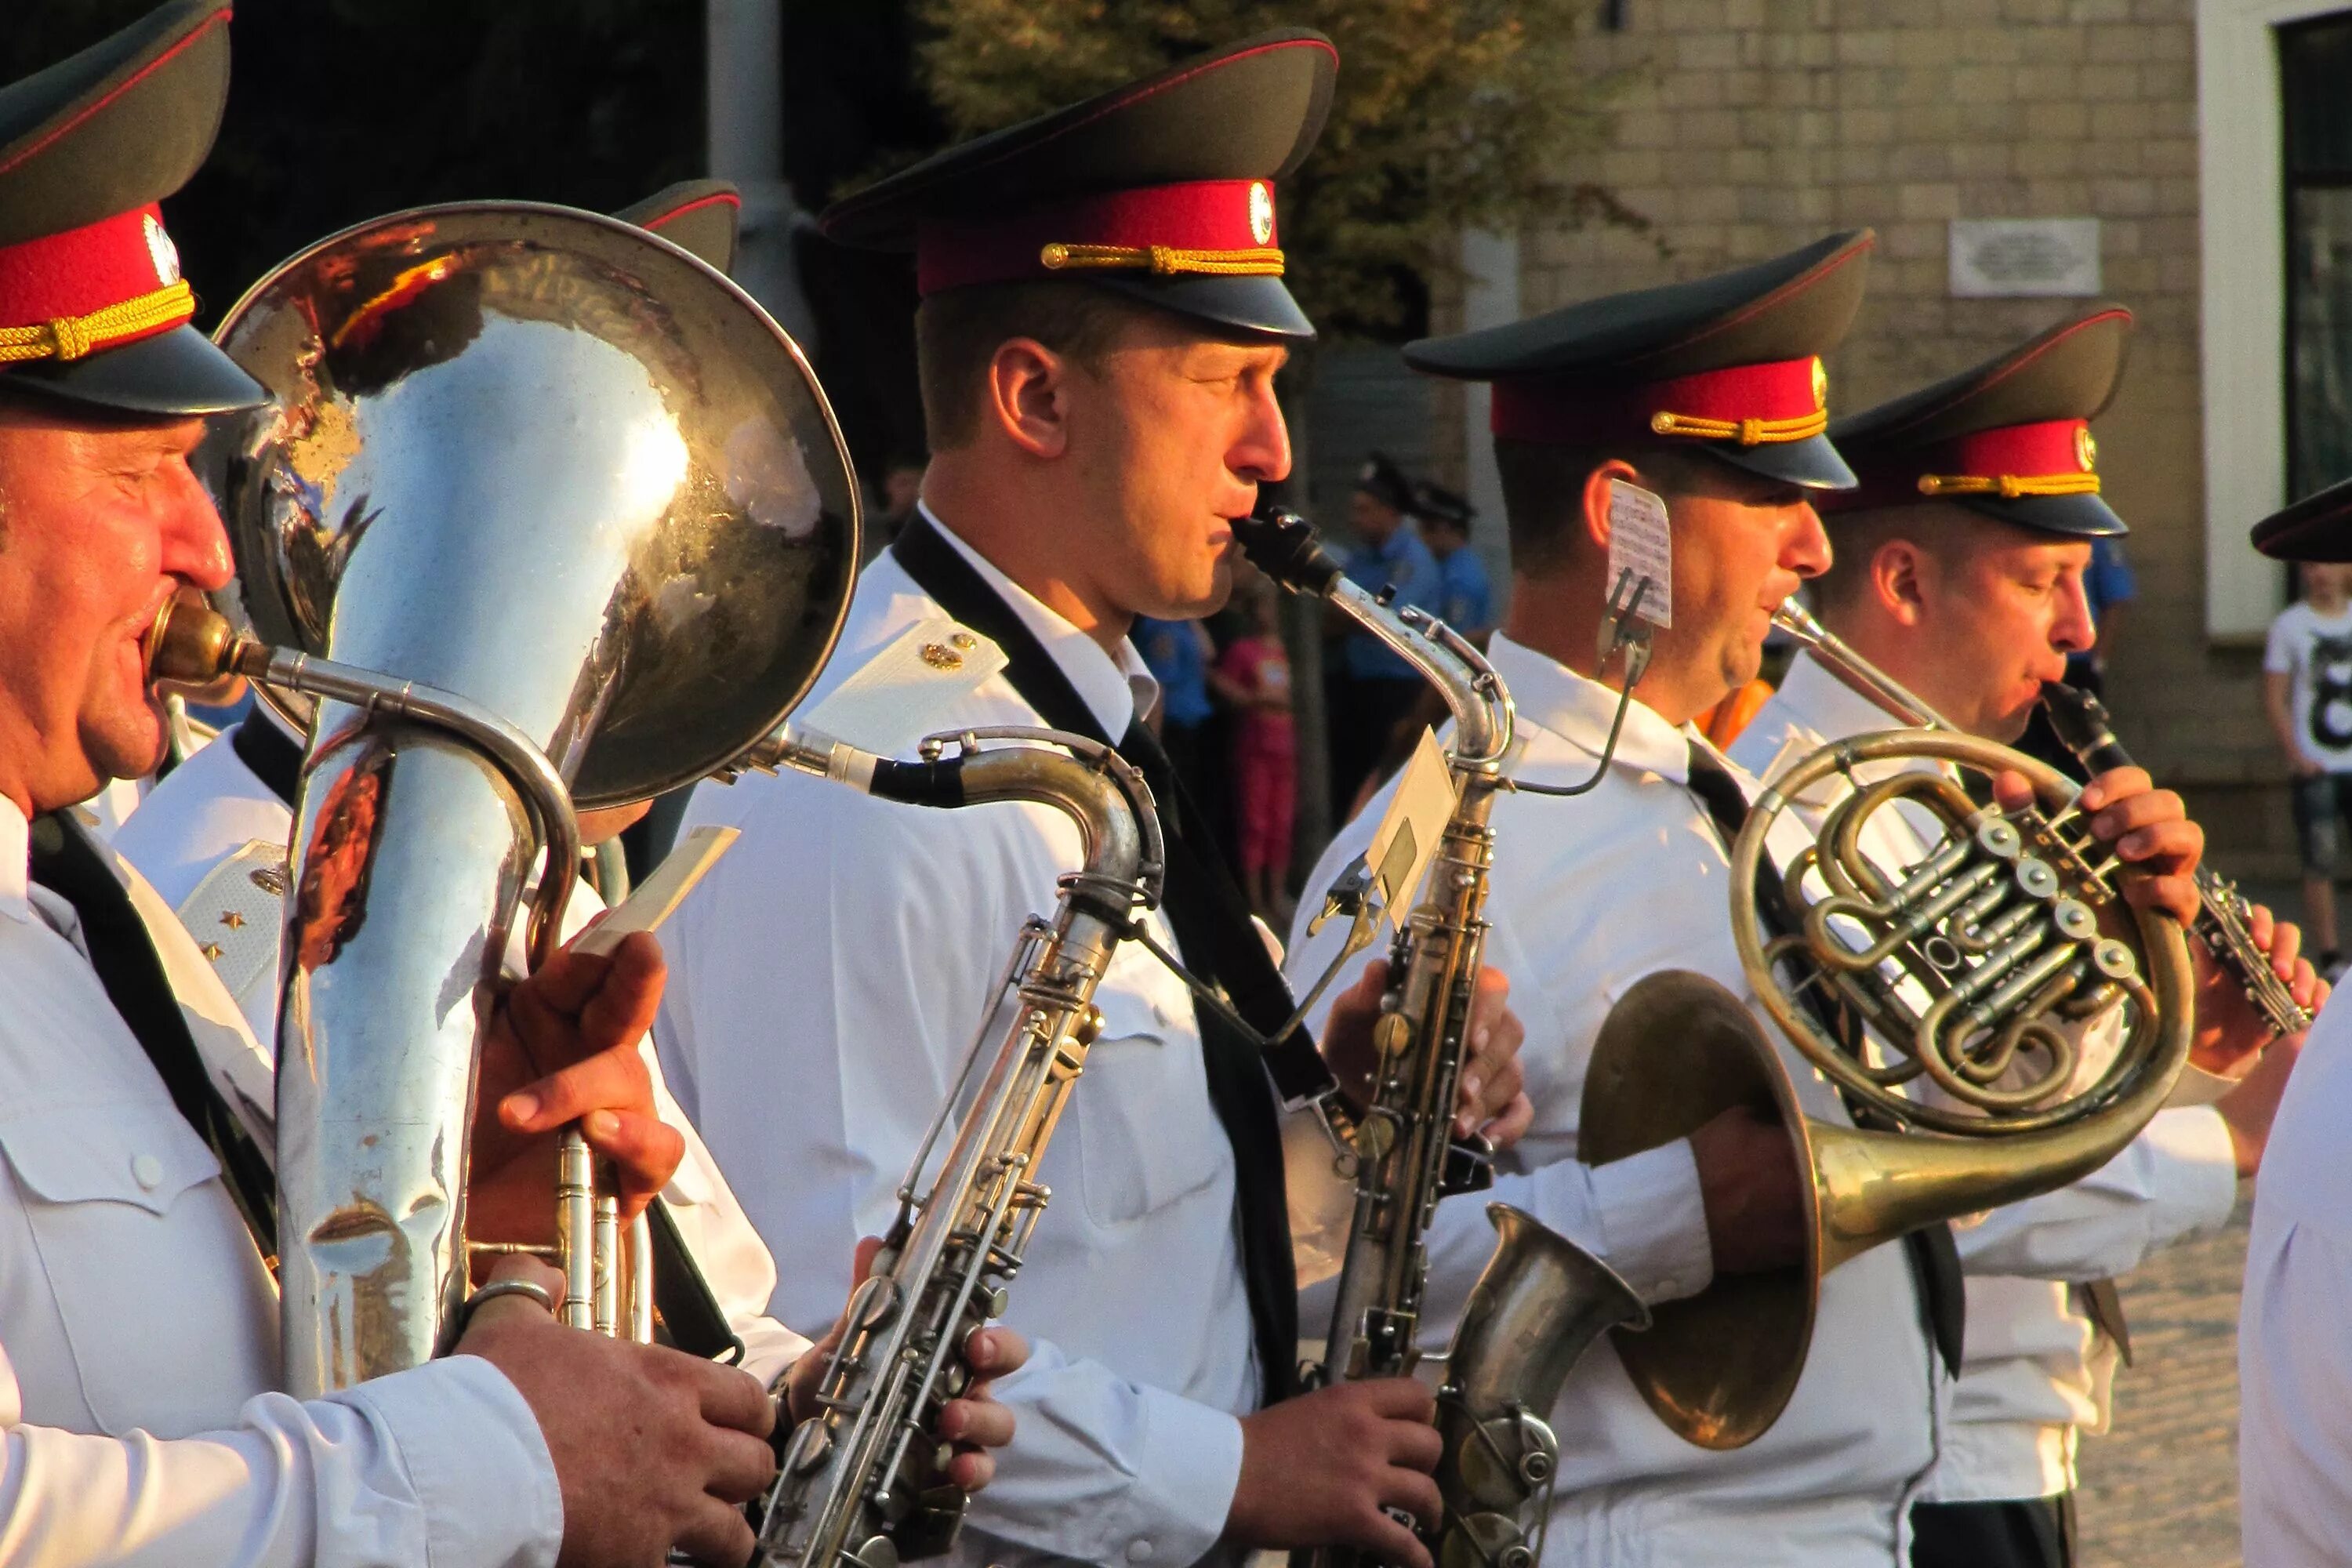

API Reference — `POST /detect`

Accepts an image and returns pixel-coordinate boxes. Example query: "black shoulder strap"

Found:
[29,811,280,1258]
[891,514,1305,1401]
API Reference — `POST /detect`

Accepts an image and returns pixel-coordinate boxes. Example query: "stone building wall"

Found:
[1430,0,2302,872]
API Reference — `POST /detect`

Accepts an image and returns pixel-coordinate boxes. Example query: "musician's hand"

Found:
[2193,903,2325,1071]
[1991,766,2201,925]
[784,1238,1027,1493]
[458,1254,777,1568]
[1323,961,1531,1146]
[470,931,684,1251]
[1225,1378,1444,1568]
[1689,1104,1804,1276]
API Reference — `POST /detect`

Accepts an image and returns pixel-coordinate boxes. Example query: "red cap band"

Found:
[0,204,187,338]
[916,179,1280,294]
[1490,355,1828,447]
[1828,418,2098,511]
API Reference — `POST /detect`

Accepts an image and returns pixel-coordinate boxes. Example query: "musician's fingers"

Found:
[500,1039,655,1132]
[2111,816,2202,874]
[945,1446,997,1494]
[1483,1091,1536,1149]
[464,1254,565,1330]
[673,1497,759,1566]
[2089,788,2191,848]
[1991,770,2035,814]
[691,1356,779,1439]
[936,1394,1014,1449]
[573,932,667,1056]
[2249,902,2279,949]
[851,1235,884,1288]
[2078,766,2154,813]
[964,1325,1028,1377]
[2267,916,2305,979]
[572,1109,685,1213]
[2121,871,2202,927]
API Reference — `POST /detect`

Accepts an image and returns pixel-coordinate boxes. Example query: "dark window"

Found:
[2282,12,2352,499]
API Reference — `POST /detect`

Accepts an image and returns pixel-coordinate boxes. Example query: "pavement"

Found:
[2075,1196,2252,1568]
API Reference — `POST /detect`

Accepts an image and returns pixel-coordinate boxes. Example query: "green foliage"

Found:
[911,0,1632,337]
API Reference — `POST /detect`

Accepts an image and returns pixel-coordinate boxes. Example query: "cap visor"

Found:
[2254,512,2352,562]
[0,324,267,417]
[1951,490,2127,539]
[1091,274,1315,341]
[1709,433,1857,491]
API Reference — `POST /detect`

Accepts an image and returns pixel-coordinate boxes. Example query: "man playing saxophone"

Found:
[1726,307,2318,1568]
[657,34,1532,1568]
[1289,235,2208,1567]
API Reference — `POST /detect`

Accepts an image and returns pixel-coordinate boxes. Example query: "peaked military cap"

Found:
[1821,306,2131,538]
[1405,230,1875,489]
[1414,477,1474,531]
[818,30,1337,340]
[1356,452,1414,514]
[618,180,742,275]
[2252,474,2352,562]
[0,1,263,416]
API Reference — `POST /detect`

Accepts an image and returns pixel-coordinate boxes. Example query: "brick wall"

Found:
[1432,0,2302,870]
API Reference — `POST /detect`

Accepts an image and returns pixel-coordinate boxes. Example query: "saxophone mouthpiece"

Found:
[1235,504,1346,597]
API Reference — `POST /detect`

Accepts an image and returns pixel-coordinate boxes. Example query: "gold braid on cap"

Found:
[1916,472,2102,499]
[1040,242,1285,278]
[0,280,194,365]
[1648,408,1830,446]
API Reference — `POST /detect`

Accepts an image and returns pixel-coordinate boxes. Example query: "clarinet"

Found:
[722,722,1163,1568]
[1240,509,1639,1568]
[2042,681,2313,1037]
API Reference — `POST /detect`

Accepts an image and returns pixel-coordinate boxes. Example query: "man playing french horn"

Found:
[0,7,1023,1566]
[1291,235,2213,1568]
[1728,305,2318,1568]
[657,34,1534,1568]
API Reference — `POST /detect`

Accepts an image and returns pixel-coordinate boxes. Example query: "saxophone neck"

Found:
[1236,506,1513,765]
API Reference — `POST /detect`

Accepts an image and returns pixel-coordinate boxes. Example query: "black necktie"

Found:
[27,811,279,1258]
[1684,744,1967,1377]
[893,515,1303,1402]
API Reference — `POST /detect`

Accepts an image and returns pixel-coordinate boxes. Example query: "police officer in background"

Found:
[1289,234,2208,1566]
[1414,477,1494,641]
[0,6,777,1561]
[1326,452,1445,810]
[1728,306,2318,1568]
[656,34,1531,1568]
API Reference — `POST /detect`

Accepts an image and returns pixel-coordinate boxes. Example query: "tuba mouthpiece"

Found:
[145,591,260,691]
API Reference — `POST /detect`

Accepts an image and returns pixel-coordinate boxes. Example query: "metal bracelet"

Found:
[462,1277,556,1328]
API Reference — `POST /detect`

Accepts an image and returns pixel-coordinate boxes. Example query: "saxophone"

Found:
[720,721,1163,1568]
[1236,510,1644,1568]
[2040,681,2313,1037]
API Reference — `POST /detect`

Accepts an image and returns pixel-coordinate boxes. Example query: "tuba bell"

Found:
[1580,600,2195,1449]
[181,201,858,1393]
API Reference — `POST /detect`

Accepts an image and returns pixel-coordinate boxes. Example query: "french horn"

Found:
[183,201,858,1393]
[1580,600,2194,1448]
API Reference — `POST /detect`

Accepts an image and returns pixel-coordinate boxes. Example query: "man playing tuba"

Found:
[0,7,1019,1564]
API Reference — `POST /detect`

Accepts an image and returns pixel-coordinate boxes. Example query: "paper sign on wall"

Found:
[1606,479,1673,629]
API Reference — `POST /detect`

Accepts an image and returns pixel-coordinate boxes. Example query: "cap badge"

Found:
[143,213,182,287]
[2076,426,2097,473]
[1810,357,1828,411]
[1249,182,1275,248]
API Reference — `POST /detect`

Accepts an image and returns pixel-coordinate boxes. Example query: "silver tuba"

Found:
[189,201,858,1393]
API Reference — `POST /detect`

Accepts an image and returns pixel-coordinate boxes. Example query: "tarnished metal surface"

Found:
[197,201,857,1395]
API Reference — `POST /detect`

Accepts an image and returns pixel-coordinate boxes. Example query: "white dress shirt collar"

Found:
[0,793,28,922]
[1486,630,1700,785]
[918,502,1160,738]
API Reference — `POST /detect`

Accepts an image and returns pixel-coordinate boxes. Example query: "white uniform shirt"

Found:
[1730,652,2239,1504]
[0,794,564,1566]
[2242,990,2352,1566]
[112,717,811,1386]
[1287,633,1940,1568]
[657,519,1258,1568]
